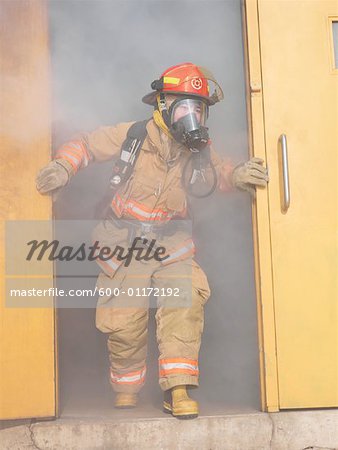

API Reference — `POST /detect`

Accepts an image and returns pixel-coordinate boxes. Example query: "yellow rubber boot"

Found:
[163,385,199,419]
[114,393,138,409]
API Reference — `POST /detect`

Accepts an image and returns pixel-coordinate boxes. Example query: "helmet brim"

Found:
[142,92,158,106]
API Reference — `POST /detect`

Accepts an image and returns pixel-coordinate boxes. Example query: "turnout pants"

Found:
[94,220,211,393]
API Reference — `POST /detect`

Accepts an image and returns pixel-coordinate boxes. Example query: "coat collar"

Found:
[143,118,162,151]
[144,118,187,156]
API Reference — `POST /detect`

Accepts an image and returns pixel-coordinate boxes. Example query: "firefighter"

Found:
[36,63,268,419]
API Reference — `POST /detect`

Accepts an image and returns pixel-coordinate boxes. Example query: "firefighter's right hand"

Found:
[36,160,70,195]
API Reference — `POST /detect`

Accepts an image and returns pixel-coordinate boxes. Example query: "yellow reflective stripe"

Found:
[112,195,174,223]
[160,362,198,371]
[110,367,146,384]
[163,76,180,85]
[159,358,199,377]
[163,240,195,264]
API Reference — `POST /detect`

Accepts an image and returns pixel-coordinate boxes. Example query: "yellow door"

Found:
[0,1,56,419]
[246,0,338,410]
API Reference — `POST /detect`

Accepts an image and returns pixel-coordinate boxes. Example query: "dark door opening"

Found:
[49,0,261,419]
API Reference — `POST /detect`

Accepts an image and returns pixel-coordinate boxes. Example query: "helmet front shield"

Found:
[197,66,224,104]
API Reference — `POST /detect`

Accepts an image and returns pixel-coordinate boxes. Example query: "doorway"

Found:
[49,0,260,418]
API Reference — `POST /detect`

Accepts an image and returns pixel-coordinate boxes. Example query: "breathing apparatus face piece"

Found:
[168,98,210,150]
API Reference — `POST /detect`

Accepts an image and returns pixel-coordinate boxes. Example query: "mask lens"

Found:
[170,98,208,128]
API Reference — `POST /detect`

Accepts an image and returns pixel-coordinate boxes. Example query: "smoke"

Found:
[49,0,260,418]
[49,0,247,157]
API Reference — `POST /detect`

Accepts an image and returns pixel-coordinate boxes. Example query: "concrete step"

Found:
[1,410,337,450]
[0,409,338,450]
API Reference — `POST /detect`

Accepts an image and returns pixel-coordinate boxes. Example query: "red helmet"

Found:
[142,62,224,106]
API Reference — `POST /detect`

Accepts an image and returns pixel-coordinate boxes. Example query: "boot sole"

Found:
[163,401,198,420]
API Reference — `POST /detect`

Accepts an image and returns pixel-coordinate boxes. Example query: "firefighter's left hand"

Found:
[231,157,269,198]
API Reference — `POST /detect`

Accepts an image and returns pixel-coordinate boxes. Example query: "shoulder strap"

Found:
[127,119,149,139]
[94,119,150,219]
[110,119,150,188]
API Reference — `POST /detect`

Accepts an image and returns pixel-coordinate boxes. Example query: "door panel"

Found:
[0,1,55,419]
[258,0,338,408]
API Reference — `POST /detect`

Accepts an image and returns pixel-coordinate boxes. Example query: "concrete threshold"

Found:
[0,410,337,450]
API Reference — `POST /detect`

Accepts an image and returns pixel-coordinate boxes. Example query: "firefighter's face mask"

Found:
[167,97,210,150]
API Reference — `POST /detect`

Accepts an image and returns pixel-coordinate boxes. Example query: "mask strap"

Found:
[158,93,171,128]
[153,94,171,136]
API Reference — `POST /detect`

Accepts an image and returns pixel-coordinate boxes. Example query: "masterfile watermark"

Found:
[5,220,193,308]
[26,237,170,266]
